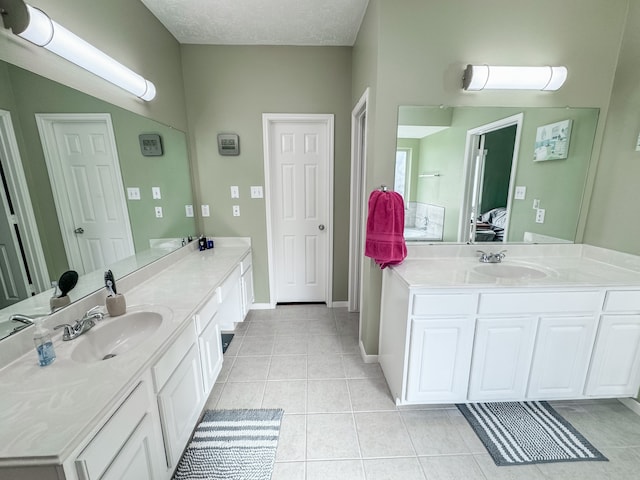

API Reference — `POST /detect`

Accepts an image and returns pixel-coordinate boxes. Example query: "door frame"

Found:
[35,113,134,273]
[348,88,369,312]
[458,113,523,242]
[0,110,49,293]
[262,113,334,308]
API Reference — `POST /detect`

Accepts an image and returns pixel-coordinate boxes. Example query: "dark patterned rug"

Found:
[457,401,607,466]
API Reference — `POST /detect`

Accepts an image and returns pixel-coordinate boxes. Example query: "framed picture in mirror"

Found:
[534,119,572,161]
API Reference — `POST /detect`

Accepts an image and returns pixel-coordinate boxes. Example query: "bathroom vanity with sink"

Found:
[379,244,640,406]
[0,239,253,480]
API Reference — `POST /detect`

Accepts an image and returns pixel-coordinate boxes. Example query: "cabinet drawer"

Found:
[604,290,640,312]
[152,320,197,392]
[412,293,476,316]
[240,253,252,275]
[76,382,149,480]
[194,293,220,334]
[478,291,599,314]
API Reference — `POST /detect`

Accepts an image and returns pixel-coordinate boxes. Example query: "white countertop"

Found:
[392,244,640,289]
[0,241,250,466]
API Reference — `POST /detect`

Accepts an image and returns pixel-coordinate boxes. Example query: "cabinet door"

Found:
[527,316,597,399]
[241,266,254,319]
[199,319,223,395]
[100,415,161,480]
[217,267,244,330]
[157,344,204,469]
[406,317,475,403]
[586,315,640,397]
[469,316,537,401]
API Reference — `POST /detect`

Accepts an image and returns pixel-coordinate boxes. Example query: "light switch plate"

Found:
[250,186,264,199]
[152,187,161,199]
[127,187,140,200]
[535,208,545,223]
[232,205,240,217]
[201,204,210,217]
[230,186,239,198]
[154,206,163,218]
[514,186,526,200]
[533,199,540,209]
[185,205,194,217]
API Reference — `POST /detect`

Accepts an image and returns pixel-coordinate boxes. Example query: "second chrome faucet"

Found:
[477,250,507,263]
[54,306,104,341]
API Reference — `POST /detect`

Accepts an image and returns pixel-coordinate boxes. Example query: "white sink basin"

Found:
[474,263,550,279]
[71,309,165,363]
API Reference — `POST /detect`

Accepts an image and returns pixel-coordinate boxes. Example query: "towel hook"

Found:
[379,185,388,192]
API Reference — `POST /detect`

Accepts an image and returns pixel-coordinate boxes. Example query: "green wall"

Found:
[1,63,196,280]
[181,46,353,304]
[353,0,628,355]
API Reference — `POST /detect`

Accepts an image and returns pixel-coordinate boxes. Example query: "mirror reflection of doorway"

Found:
[460,113,523,243]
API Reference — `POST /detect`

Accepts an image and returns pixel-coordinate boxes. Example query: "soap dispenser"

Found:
[33,318,56,366]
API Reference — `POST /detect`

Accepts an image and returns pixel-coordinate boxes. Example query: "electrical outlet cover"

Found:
[535,208,545,223]
[154,206,163,218]
[232,205,240,216]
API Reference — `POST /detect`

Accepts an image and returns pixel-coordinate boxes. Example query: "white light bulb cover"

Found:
[16,4,156,101]
[463,65,567,91]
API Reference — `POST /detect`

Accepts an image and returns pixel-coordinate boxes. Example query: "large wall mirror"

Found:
[396,105,599,244]
[0,60,197,341]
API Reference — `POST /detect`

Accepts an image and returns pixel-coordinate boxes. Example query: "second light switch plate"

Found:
[152,187,161,199]
[230,186,239,198]
[201,204,210,217]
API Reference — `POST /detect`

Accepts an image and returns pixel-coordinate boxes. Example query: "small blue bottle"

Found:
[33,318,56,366]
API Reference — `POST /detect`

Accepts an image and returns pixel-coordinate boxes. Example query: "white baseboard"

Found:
[332,301,348,308]
[359,340,379,364]
[249,303,274,310]
[619,397,640,417]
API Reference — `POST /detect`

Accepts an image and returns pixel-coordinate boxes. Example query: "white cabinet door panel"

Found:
[527,316,597,399]
[469,317,537,401]
[586,315,640,397]
[406,317,474,403]
[157,344,204,469]
[199,319,223,395]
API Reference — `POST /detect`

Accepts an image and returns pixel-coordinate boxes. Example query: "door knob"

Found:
[318,224,325,231]
[74,227,84,234]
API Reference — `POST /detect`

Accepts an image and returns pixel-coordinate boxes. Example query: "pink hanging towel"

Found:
[364,189,407,269]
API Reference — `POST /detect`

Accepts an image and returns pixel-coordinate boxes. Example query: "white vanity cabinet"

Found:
[153,321,204,470]
[74,374,164,480]
[380,266,640,405]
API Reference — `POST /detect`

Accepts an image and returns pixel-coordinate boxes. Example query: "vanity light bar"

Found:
[463,65,568,91]
[0,1,156,101]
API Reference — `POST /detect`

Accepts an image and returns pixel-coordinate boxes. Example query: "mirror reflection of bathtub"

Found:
[404,203,444,242]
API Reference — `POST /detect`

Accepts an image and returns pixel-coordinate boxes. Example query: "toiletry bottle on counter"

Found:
[199,235,207,251]
[33,318,56,366]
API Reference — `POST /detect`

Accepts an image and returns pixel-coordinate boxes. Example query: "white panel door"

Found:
[469,316,537,401]
[586,315,640,397]
[268,118,331,302]
[527,316,597,399]
[0,178,29,307]
[406,317,475,403]
[37,114,134,274]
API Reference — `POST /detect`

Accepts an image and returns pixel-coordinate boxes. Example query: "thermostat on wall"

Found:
[217,133,240,156]
[139,134,163,156]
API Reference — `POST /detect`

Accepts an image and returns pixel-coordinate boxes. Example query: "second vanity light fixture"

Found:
[0,0,156,101]
[463,64,568,91]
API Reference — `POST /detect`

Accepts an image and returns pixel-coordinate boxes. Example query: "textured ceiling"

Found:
[140,0,369,46]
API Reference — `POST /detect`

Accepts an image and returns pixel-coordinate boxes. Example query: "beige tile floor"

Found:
[206,305,640,480]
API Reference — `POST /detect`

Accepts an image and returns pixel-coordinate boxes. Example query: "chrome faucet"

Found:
[9,314,38,326]
[54,306,104,341]
[477,250,506,263]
